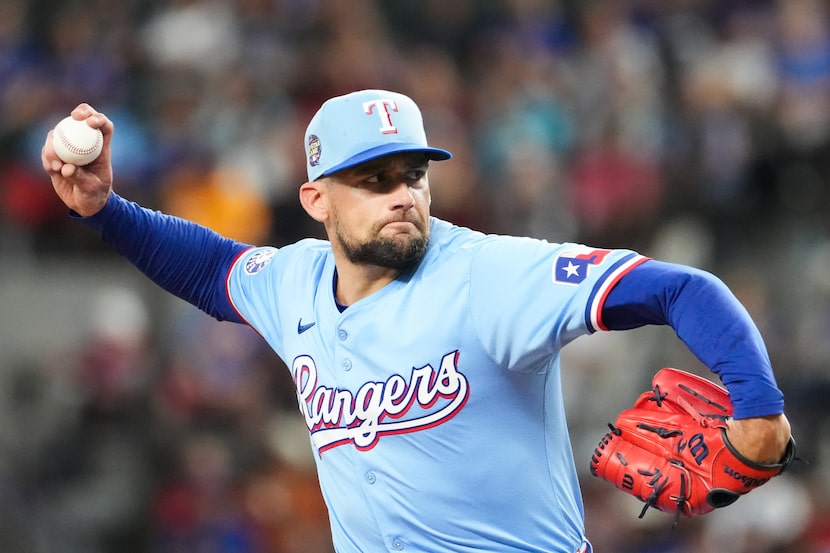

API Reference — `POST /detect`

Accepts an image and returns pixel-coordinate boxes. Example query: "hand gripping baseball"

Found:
[590,368,796,522]
[41,103,114,217]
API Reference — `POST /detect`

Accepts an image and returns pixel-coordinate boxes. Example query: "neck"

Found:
[333,259,400,307]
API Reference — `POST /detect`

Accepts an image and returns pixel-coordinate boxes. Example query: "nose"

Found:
[389,180,415,210]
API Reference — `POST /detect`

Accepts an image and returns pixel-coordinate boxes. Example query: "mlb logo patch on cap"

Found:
[304,89,452,181]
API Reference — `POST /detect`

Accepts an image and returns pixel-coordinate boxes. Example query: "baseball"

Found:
[52,116,104,166]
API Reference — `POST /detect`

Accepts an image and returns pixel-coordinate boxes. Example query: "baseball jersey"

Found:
[226,218,645,553]
[78,193,785,553]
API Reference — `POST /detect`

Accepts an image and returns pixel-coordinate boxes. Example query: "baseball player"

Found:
[42,90,793,553]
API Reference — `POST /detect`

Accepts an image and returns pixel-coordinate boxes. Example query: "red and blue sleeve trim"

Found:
[225,246,257,326]
[585,253,650,332]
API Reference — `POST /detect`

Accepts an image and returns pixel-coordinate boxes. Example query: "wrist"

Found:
[73,189,112,217]
[725,414,791,464]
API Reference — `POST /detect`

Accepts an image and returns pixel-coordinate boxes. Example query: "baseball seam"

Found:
[57,127,102,156]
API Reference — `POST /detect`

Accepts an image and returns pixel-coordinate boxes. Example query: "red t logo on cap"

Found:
[362,99,400,135]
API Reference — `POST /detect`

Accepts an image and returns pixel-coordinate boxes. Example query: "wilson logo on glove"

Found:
[677,433,709,465]
[590,368,796,524]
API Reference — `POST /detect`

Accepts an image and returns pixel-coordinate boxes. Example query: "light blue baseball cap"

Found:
[304,89,452,181]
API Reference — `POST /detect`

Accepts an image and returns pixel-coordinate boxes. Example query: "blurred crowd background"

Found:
[1,0,829,551]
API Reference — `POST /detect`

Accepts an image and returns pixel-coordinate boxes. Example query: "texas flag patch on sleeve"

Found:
[553,248,611,285]
[553,246,650,332]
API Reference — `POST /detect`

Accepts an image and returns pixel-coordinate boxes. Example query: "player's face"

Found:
[326,153,431,270]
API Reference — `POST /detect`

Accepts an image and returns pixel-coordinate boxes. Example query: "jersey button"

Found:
[392,537,405,550]
[343,359,352,371]
[365,471,376,484]
[338,329,348,341]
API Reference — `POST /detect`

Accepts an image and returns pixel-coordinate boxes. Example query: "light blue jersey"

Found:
[226,217,646,553]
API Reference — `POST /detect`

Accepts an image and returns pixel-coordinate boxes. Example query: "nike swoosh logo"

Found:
[297,319,316,334]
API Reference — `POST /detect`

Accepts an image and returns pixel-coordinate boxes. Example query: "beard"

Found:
[335,219,429,271]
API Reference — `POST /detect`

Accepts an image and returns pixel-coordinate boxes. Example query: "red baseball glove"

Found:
[590,368,795,522]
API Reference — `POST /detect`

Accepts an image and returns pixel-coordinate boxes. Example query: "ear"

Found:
[299,180,328,223]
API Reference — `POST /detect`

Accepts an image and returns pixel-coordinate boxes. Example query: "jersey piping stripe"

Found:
[225,245,257,327]
[587,254,650,333]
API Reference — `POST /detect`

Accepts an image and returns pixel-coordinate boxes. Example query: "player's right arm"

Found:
[41,104,250,323]
[78,193,251,322]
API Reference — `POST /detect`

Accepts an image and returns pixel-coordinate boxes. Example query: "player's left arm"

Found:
[599,259,792,464]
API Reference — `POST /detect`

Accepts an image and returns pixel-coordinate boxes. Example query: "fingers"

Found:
[70,103,113,134]
[70,103,98,122]
[41,130,62,173]
[41,129,78,176]
[61,163,78,178]
[71,102,96,115]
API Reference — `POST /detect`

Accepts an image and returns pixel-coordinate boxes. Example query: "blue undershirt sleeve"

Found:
[74,192,251,323]
[601,259,784,419]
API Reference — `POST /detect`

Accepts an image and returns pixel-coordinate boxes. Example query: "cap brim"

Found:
[319,143,452,179]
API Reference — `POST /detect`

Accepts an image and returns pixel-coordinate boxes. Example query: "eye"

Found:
[405,168,427,182]
[351,173,381,189]
[351,163,428,191]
